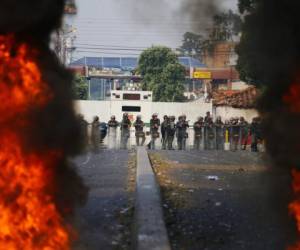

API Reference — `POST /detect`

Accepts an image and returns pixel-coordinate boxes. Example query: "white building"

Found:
[75,95,212,124]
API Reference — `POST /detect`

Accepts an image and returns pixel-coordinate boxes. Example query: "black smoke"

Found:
[180,0,220,34]
[0,0,64,38]
[236,0,300,168]
[0,0,88,216]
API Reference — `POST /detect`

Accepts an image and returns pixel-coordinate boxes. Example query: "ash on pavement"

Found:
[150,150,296,250]
[73,150,136,250]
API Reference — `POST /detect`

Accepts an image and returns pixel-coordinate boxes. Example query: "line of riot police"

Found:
[78,112,263,152]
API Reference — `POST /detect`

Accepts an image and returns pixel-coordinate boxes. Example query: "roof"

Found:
[69,56,206,70]
[213,86,259,109]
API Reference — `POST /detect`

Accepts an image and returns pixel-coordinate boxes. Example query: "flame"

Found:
[0,35,70,249]
[284,81,300,250]
[288,169,300,250]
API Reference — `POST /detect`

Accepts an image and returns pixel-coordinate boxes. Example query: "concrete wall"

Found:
[74,100,213,123]
[215,106,259,122]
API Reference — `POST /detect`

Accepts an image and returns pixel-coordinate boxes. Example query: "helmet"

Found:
[111,115,116,119]
[123,113,128,117]
[152,113,158,117]
[137,115,142,119]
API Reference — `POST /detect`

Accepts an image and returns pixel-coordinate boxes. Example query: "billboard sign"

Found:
[193,71,212,79]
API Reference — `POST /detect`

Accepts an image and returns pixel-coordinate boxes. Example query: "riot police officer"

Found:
[239,116,249,150]
[194,117,204,150]
[77,114,89,148]
[120,113,131,149]
[176,115,189,150]
[108,115,119,149]
[150,113,160,149]
[91,116,101,151]
[231,117,240,151]
[161,115,169,150]
[134,115,146,146]
[167,116,176,150]
[215,116,224,150]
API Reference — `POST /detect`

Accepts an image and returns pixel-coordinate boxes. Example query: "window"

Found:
[123,93,141,100]
[122,106,141,112]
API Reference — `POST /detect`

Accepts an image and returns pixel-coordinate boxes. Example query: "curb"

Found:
[134,147,171,250]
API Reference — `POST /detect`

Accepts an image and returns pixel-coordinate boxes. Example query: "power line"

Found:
[75,43,148,49]
[76,50,141,56]
[75,46,144,51]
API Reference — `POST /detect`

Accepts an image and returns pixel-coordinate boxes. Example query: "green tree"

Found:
[210,10,242,42]
[179,32,205,58]
[72,74,88,100]
[179,10,242,59]
[238,0,258,14]
[138,46,186,102]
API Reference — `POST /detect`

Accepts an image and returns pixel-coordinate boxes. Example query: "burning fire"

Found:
[288,169,300,250]
[0,35,71,249]
[284,81,300,250]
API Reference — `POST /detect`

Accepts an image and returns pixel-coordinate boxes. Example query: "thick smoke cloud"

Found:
[0,0,64,38]
[116,0,225,36]
[237,0,300,168]
[180,0,220,34]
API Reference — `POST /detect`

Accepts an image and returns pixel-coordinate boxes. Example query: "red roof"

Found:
[213,86,259,109]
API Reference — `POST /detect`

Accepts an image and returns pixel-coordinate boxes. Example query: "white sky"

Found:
[67,0,238,60]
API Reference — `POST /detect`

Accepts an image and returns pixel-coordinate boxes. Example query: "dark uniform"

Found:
[150,114,160,149]
[120,113,131,149]
[230,118,240,151]
[108,116,119,149]
[215,116,224,150]
[194,117,204,150]
[91,116,101,151]
[161,116,169,150]
[78,114,89,148]
[250,117,262,152]
[176,116,189,150]
[167,116,176,150]
[204,117,215,150]
[134,116,146,146]
[239,117,249,150]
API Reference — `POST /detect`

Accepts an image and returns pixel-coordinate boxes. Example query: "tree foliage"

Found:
[210,10,242,42]
[138,46,186,102]
[179,10,242,59]
[179,32,206,58]
[238,0,258,14]
[72,74,88,100]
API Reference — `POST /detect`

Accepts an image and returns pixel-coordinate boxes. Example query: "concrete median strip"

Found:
[134,147,171,250]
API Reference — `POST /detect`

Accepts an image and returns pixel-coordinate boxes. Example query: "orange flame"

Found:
[284,80,300,250]
[283,83,300,113]
[288,169,300,250]
[0,35,71,249]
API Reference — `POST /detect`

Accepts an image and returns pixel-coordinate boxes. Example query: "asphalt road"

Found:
[150,150,297,250]
[72,149,135,250]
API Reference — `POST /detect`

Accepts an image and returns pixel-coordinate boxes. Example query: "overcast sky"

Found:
[67,0,238,60]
